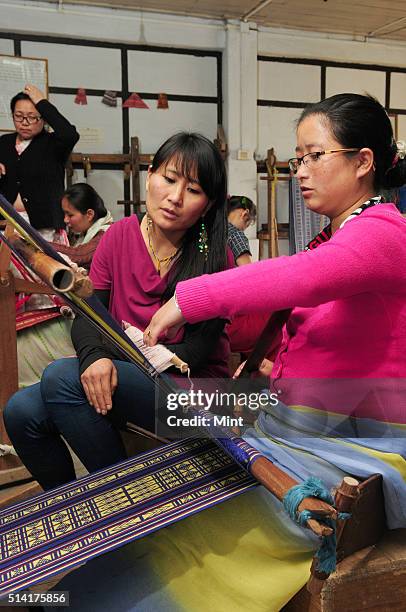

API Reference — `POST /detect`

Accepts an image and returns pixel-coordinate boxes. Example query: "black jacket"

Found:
[0,99,79,229]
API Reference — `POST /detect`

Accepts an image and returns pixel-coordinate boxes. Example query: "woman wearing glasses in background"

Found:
[0,84,79,237]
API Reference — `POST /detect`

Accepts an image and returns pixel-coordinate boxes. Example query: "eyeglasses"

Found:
[288,148,360,174]
[13,113,42,125]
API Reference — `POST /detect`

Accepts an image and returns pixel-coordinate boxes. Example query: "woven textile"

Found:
[0,437,257,595]
[16,308,61,332]
[288,177,327,254]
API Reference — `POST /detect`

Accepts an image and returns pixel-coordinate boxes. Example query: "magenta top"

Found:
[176,204,406,420]
[90,215,230,378]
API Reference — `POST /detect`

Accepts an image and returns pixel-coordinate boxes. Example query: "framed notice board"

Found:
[0,54,48,132]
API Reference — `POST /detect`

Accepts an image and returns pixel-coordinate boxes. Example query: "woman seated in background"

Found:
[14,183,112,317]
[4,131,231,491]
[51,182,113,271]
[11,182,111,388]
[226,195,267,357]
[225,195,260,358]
[227,194,256,265]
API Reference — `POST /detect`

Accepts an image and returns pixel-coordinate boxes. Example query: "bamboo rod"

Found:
[8,236,93,298]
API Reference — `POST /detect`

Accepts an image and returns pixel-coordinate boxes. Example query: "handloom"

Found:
[0,224,74,492]
[0,194,355,592]
[0,437,257,596]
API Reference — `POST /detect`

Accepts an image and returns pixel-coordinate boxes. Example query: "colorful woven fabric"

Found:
[0,437,257,596]
[16,308,61,332]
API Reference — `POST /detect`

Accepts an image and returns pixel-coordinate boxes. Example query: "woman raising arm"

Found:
[0,84,79,234]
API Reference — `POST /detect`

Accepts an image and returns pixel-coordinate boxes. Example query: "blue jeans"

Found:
[4,358,159,490]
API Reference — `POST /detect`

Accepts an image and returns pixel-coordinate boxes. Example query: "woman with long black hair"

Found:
[5,132,231,489]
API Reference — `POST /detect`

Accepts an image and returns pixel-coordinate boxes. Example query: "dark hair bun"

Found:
[384,141,406,189]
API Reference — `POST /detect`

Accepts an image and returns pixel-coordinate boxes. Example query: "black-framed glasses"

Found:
[288,148,360,174]
[13,113,42,125]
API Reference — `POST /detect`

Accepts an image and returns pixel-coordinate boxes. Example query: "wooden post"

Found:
[0,272,18,418]
[0,232,48,496]
[65,155,74,188]
[131,136,141,216]
[0,226,17,413]
[214,125,228,161]
[307,476,360,594]
[266,148,278,258]
[0,270,35,491]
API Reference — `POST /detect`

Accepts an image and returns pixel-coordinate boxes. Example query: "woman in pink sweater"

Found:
[146,93,406,424]
[28,95,406,612]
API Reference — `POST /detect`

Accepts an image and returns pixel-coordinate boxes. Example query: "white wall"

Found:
[0,1,224,221]
[0,1,225,49]
[1,2,406,253]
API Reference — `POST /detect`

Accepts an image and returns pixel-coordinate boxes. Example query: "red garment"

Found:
[50,231,104,271]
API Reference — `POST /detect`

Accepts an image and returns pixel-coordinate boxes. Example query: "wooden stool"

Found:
[284,528,406,611]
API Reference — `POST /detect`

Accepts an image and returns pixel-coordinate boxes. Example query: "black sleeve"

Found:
[35,99,79,157]
[72,291,227,375]
[168,318,227,371]
[71,289,124,376]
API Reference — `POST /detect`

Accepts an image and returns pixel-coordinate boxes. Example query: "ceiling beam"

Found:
[368,15,406,37]
[241,0,274,23]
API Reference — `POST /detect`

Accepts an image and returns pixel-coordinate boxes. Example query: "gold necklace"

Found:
[146,219,180,273]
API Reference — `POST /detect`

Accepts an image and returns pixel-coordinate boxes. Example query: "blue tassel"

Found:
[283,477,350,574]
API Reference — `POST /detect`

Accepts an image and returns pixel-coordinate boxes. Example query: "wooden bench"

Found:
[284,528,406,611]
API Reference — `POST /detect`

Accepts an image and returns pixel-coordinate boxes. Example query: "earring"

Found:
[198,220,209,260]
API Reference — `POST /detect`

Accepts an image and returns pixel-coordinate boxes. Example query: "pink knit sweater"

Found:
[177,204,406,382]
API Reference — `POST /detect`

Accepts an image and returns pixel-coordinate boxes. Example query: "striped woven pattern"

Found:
[0,437,257,595]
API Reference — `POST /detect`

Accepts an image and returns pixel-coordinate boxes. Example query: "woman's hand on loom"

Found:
[143,296,186,346]
[80,358,118,415]
[0,163,6,177]
[233,358,274,379]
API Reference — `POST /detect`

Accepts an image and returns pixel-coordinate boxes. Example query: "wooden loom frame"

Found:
[66,127,228,219]
[0,224,51,503]
[258,148,290,259]
[65,136,153,218]
[257,149,328,259]
[0,232,391,601]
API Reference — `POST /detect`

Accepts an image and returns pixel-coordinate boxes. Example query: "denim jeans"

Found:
[4,358,159,490]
